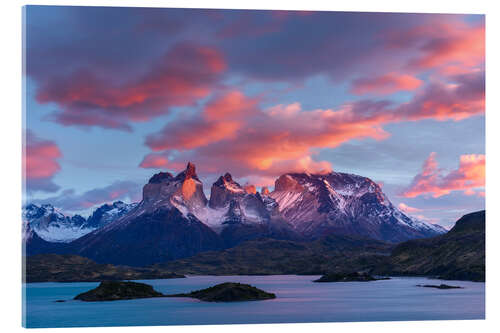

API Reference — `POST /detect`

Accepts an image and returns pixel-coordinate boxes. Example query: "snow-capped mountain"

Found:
[86,201,138,229]
[23,162,447,265]
[270,172,446,242]
[23,204,89,243]
[23,201,137,243]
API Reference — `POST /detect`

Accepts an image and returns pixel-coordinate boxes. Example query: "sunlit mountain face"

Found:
[24,7,484,229]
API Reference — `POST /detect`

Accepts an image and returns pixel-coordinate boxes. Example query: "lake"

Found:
[23,275,485,328]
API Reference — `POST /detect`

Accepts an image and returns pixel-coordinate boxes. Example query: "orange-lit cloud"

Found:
[24,130,62,193]
[204,90,259,120]
[146,90,260,152]
[142,68,484,179]
[351,73,422,95]
[146,120,241,151]
[402,152,485,198]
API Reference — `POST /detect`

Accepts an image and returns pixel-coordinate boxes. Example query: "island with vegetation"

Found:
[74,281,165,301]
[168,282,276,302]
[73,281,276,303]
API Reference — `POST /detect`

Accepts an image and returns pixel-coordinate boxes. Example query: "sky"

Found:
[23,6,485,228]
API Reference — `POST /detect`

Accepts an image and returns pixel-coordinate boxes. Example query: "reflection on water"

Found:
[23,275,485,328]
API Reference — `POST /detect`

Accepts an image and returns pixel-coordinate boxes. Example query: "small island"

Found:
[168,282,276,302]
[313,272,391,283]
[416,284,463,289]
[74,281,165,302]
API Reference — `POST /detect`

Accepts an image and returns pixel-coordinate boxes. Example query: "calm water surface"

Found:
[23,275,485,328]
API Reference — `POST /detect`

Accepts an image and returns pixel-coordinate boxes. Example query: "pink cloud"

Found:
[382,21,484,72]
[351,73,422,95]
[24,130,62,193]
[204,90,259,120]
[139,153,169,169]
[36,43,226,130]
[139,152,186,171]
[402,152,485,198]
[395,70,484,122]
[398,203,422,213]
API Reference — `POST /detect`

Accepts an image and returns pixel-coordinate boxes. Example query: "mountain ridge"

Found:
[24,162,447,266]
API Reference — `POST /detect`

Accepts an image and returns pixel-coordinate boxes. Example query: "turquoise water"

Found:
[23,275,485,328]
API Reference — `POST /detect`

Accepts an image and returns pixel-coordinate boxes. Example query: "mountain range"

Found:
[23,201,136,243]
[24,162,446,266]
[24,210,485,282]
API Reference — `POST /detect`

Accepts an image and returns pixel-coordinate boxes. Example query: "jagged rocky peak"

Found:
[261,187,270,196]
[142,162,208,211]
[148,171,173,184]
[177,162,208,209]
[209,172,245,208]
[175,162,200,181]
[213,172,241,189]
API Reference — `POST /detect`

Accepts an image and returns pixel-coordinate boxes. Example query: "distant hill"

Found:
[24,254,185,283]
[372,210,485,282]
[157,235,392,275]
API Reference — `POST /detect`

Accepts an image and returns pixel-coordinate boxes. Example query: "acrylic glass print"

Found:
[22,5,485,328]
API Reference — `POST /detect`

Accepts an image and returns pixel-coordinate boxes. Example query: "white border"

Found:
[1,1,498,332]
